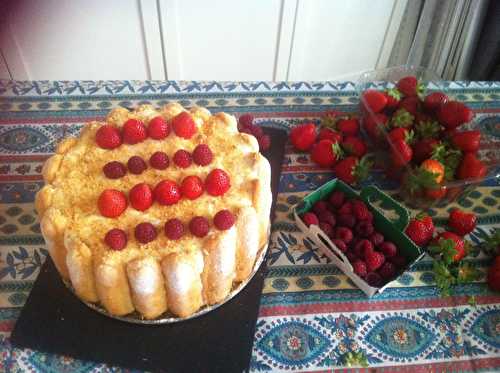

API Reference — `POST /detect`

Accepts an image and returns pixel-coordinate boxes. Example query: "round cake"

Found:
[35,103,272,319]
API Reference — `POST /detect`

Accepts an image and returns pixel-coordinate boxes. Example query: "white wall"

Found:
[0,0,408,81]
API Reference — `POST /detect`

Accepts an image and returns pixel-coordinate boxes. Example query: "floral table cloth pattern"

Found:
[0,80,500,372]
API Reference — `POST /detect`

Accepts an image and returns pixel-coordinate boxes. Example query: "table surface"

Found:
[1,80,500,373]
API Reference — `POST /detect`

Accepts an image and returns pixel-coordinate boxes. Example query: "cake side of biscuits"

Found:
[35,103,272,319]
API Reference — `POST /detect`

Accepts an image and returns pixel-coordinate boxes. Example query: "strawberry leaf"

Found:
[353,155,373,183]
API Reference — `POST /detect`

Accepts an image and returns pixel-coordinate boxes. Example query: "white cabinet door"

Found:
[1,0,163,80]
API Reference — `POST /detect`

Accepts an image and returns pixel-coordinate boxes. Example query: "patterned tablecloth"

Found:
[0,80,500,372]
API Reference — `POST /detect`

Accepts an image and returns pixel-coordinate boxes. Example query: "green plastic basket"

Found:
[293,179,424,296]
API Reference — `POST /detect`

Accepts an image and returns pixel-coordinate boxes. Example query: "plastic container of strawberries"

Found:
[355,64,500,209]
[293,178,424,297]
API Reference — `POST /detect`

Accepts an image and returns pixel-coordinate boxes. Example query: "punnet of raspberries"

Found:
[238,114,271,152]
[300,191,408,288]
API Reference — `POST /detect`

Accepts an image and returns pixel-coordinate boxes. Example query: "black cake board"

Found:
[11,127,287,373]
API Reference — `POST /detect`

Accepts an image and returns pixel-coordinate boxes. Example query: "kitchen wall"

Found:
[0,0,408,81]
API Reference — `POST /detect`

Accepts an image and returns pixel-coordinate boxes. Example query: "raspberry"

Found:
[352,199,370,220]
[378,262,396,280]
[389,255,407,268]
[164,218,184,240]
[332,239,348,253]
[355,221,374,237]
[205,168,231,196]
[249,124,264,138]
[180,175,204,200]
[337,214,356,228]
[345,251,358,263]
[134,222,157,244]
[238,114,254,128]
[95,125,122,149]
[127,156,147,174]
[354,239,374,259]
[154,180,181,205]
[353,260,367,277]
[189,216,210,237]
[334,227,353,244]
[302,212,319,227]
[366,272,383,287]
[366,251,385,272]
[129,183,153,211]
[365,211,374,222]
[214,209,236,230]
[258,135,271,151]
[98,189,127,218]
[192,144,213,166]
[379,241,397,258]
[338,201,353,215]
[369,232,385,247]
[319,222,333,237]
[173,149,192,168]
[147,116,170,139]
[104,228,127,250]
[240,127,253,135]
[103,161,126,179]
[312,201,329,214]
[149,151,169,170]
[318,210,336,227]
[123,119,147,144]
[329,191,345,209]
[172,112,197,139]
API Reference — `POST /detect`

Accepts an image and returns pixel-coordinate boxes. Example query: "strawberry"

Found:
[290,123,317,151]
[95,125,122,149]
[122,119,147,144]
[451,130,481,153]
[333,156,372,185]
[129,183,153,211]
[388,128,413,143]
[311,140,343,167]
[399,96,420,116]
[154,180,181,205]
[391,108,414,128]
[337,118,359,136]
[396,76,424,97]
[423,92,448,112]
[363,113,388,141]
[147,116,170,139]
[488,256,500,292]
[205,168,231,196]
[180,175,204,200]
[448,209,477,236]
[342,136,367,157]
[318,128,342,143]
[457,153,487,180]
[361,90,387,113]
[405,213,433,246]
[366,251,385,272]
[171,111,197,139]
[438,101,473,129]
[421,215,435,238]
[430,231,466,262]
[384,88,401,110]
[98,189,127,218]
[420,159,445,183]
[412,139,439,164]
[390,139,413,166]
[425,186,447,200]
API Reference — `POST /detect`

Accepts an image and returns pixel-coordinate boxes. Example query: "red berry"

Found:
[319,222,334,237]
[95,125,122,149]
[312,201,329,214]
[366,251,385,272]
[164,218,184,240]
[332,239,348,253]
[337,214,356,228]
[129,183,153,211]
[289,123,317,151]
[318,210,336,227]
[353,260,368,277]
[173,149,192,168]
[258,135,271,151]
[352,199,370,221]
[154,180,181,205]
[149,151,169,170]
[345,251,358,263]
[205,169,231,196]
[355,221,374,237]
[379,241,397,258]
[369,232,384,247]
[378,262,396,280]
[98,189,127,218]
[405,219,430,246]
[104,228,127,250]
[329,191,345,209]
[318,128,342,143]
[172,111,197,139]
[238,114,254,128]
[192,144,213,166]
[147,116,170,139]
[337,118,360,136]
[334,227,353,244]
[123,119,147,144]
[180,175,204,200]
[338,201,353,215]
[448,208,477,236]
[214,209,236,230]
[127,156,147,174]
[189,216,210,237]
[311,139,342,167]
[354,239,374,259]
[103,161,126,179]
[249,124,264,138]
[366,272,383,287]
[302,212,319,227]
[134,222,157,244]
